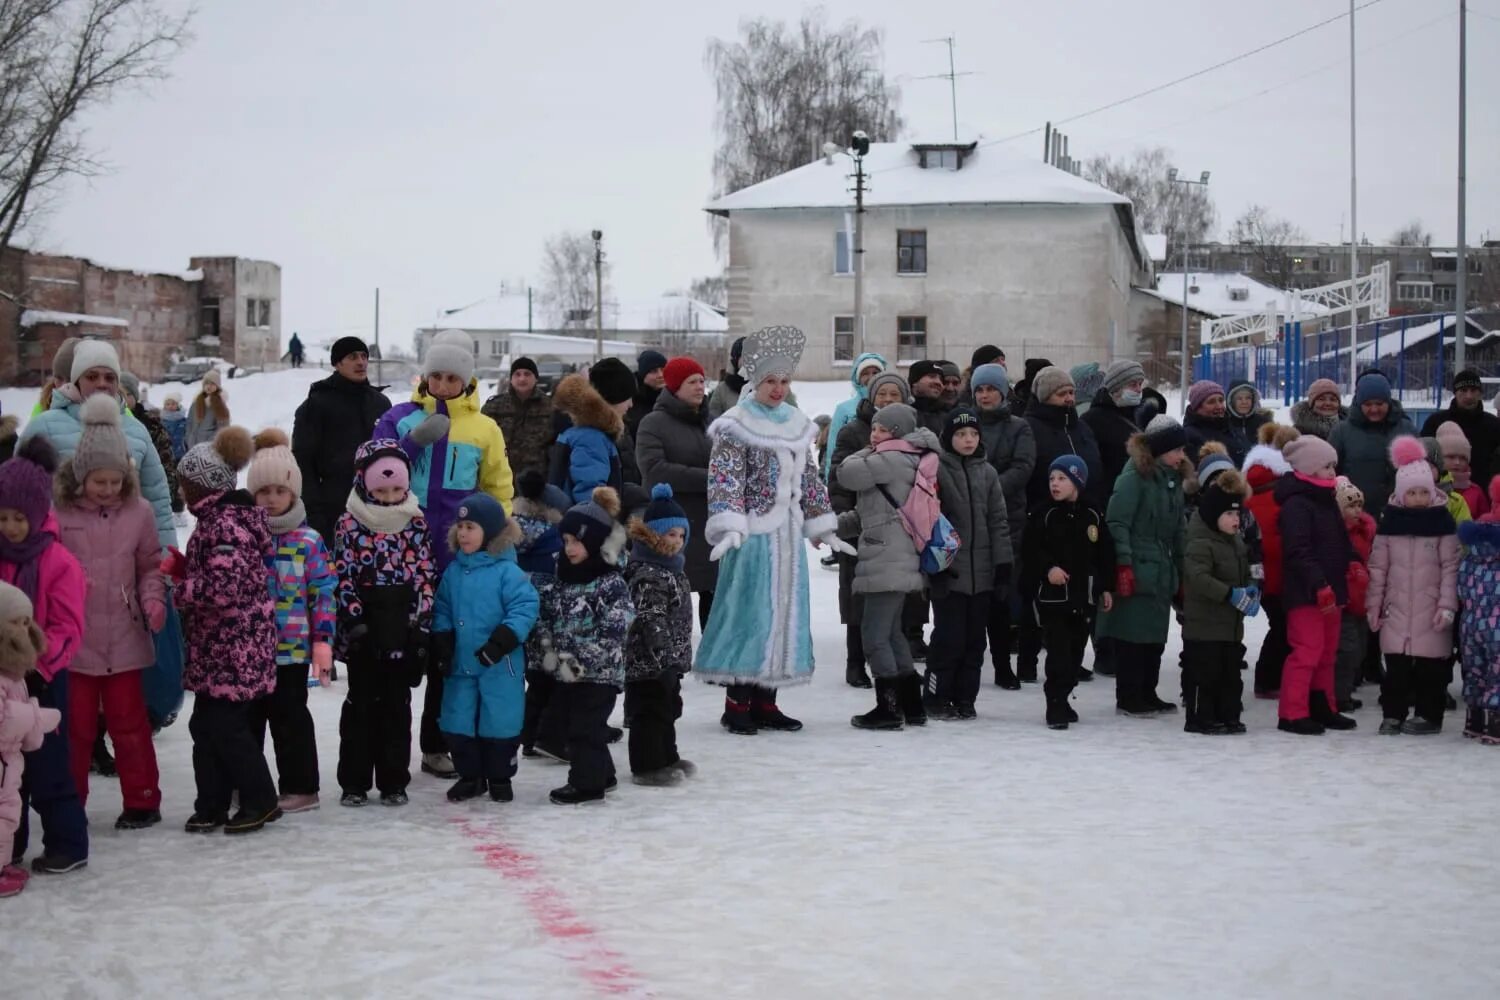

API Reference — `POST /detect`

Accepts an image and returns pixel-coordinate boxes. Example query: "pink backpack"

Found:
[877,450,960,574]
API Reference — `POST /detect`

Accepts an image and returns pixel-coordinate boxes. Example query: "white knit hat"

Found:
[425,328,475,384]
[247,428,302,498]
[70,339,121,383]
[0,579,33,623]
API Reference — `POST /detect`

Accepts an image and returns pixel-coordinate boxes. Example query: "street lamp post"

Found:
[591,230,605,363]
[825,131,871,355]
[1169,167,1211,414]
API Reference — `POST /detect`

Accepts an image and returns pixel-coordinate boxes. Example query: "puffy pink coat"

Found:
[0,515,86,681]
[55,493,166,676]
[1367,503,1461,659]
[0,672,62,847]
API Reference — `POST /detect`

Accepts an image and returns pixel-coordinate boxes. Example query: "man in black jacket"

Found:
[625,350,667,441]
[908,359,952,435]
[292,337,393,544]
[1420,368,1500,487]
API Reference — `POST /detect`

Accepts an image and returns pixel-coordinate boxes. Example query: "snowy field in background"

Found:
[4,369,1495,999]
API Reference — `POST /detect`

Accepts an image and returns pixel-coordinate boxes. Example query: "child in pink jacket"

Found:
[1368,437,1461,735]
[54,396,167,830]
[0,580,60,898]
[0,436,88,876]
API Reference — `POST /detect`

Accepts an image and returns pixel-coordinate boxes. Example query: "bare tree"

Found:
[687,273,727,311]
[1390,220,1433,247]
[1229,205,1307,281]
[537,231,610,330]
[706,8,901,254]
[0,0,192,265]
[1083,146,1216,246]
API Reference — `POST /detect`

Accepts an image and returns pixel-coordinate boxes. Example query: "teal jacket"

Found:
[823,352,888,480]
[22,390,176,549]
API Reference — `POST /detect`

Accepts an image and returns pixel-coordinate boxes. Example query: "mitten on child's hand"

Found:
[820,534,856,557]
[144,599,167,633]
[37,705,61,735]
[1433,608,1455,630]
[477,626,520,667]
[1315,586,1338,615]
[1229,587,1257,614]
[312,642,333,686]
[407,412,451,447]
[160,546,186,582]
[1115,566,1135,597]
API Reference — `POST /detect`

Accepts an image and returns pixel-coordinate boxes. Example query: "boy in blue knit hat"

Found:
[624,484,696,786]
[431,493,539,802]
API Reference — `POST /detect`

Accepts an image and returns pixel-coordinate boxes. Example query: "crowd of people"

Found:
[2,326,1499,900]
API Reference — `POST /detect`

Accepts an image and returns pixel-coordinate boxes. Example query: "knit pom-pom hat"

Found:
[1435,421,1471,460]
[559,486,624,558]
[0,436,59,530]
[178,426,253,496]
[1389,435,1438,506]
[72,394,132,481]
[640,482,689,540]
[247,427,303,498]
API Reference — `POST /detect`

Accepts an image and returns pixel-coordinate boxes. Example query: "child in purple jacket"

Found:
[168,426,281,835]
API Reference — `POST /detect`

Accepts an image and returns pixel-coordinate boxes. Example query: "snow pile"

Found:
[18,309,129,329]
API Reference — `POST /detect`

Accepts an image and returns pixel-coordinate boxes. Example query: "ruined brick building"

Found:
[0,248,281,384]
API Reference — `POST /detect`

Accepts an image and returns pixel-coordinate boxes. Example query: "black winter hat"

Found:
[510,356,538,377]
[588,357,637,405]
[1198,469,1246,527]
[1453,368,1482,392]
[907,360,944,385]
[331,336,369,366]
[636,349,668,378]
[970,344,1004,369]
[940,407,981,454]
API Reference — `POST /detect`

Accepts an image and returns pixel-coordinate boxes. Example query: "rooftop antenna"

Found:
[919,36,975,141]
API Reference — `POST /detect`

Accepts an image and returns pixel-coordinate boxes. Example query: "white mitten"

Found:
[709,531,744,561]
[821,534,856,557]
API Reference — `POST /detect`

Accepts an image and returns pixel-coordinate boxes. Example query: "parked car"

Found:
[159,360,217,384]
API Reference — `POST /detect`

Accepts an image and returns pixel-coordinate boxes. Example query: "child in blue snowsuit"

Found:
[432,493,539,803]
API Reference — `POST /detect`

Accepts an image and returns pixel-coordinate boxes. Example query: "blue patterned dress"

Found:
[694,400,837,687]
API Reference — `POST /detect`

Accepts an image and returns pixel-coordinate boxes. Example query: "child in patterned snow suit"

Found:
[432,493,538,803]
[1457,476,1500,743]
[512,470,569,759]
[333,440,435,807]
[169,426,282,834]
[529,487,635,805]
[248,429,337,814]
[624,484,695,787]
[0,581,60,898]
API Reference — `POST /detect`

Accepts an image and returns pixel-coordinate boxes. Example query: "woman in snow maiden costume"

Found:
[373,327,514,781]
[694,326,850,734]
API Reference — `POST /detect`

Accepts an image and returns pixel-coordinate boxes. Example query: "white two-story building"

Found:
[706,140,1151,379]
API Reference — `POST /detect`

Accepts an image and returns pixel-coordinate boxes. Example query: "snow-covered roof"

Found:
[18,309,129,329]
[426,294,726,334]
[1354,314,1495,363]
[705,142,1131,214]
[1142,273,1331,319]
[1142,234,1169,263]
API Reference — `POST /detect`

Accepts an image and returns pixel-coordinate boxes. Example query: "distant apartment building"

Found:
[1168,241,1499,316]
[0,248,281,384]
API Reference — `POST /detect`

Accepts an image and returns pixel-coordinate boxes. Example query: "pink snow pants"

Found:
[1281,606,1339,720]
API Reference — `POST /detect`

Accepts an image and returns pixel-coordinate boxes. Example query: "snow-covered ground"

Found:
[6,373,1495,999]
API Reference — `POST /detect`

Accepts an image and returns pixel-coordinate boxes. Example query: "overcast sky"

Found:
[34,0,1499,355]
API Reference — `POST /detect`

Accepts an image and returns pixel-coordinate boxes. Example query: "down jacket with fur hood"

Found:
[1097,434,1190,644]
[836,426,942,596]
[549,373,624,505]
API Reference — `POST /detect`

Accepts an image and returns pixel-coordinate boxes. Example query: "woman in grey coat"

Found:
[836,403,940,730]
[186,368,228,448]
[636,358,716,621]
[929,408,1012,719]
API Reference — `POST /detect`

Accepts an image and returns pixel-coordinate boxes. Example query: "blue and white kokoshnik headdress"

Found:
[739,325,806,385]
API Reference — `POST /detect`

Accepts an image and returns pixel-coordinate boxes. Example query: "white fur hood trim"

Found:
[709,404,815,452]
[1242,444,1291,476]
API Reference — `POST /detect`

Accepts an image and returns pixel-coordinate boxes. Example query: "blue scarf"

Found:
[629,540,685,574]
[743,398,791,424]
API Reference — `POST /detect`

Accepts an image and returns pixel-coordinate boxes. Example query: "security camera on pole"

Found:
[824,130,871,355]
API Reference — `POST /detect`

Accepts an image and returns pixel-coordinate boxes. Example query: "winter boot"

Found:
[670,758,697,778]
[720,693,758,736]
[851,678,904,731]
[447,777,486,802]
[114,808,162,831]
[845,662,873,689]
[339,791,368,807]
[1310,691,1357,731]
[1378,718,1404,735]
[896,673,927,727]
[1337,697,1363,713]
[1464,707,1486,739]
[631,767,683,787]
[0,864,29,898]
[277,793,320,814]
[1482,712,1500,746]
[1045,697,1070,730]
[923,668,955,719]
[751,691,802,732]
[1277,717,1325,735]
[549,783,606,805]
[379,790,409,807]
[421,752,458,779]
[30,852,87,874]
[224,805,282,835]
[1400,717,1442,736]
[489,780,514,802]
[993,659,1021,689]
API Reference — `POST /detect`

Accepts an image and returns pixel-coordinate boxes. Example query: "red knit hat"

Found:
[662,357,705,394]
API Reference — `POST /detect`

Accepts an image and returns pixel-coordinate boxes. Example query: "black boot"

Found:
[923,669,958,721]
[751,690,802,732]
[1310,691,1357,731]
[1278,716,1325,735]
[852,678,904,730]
[720,692,758,736]
[993,662,1021,690]
[447,777,485,802]
[896,673,927,727]
[1464,706,1486,739]
[845,662,873,689]
[1045,696,1070,730]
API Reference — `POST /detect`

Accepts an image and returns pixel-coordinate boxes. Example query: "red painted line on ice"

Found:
[450,818,649,996]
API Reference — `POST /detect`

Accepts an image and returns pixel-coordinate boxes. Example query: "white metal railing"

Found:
[1203,261,1390,346]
